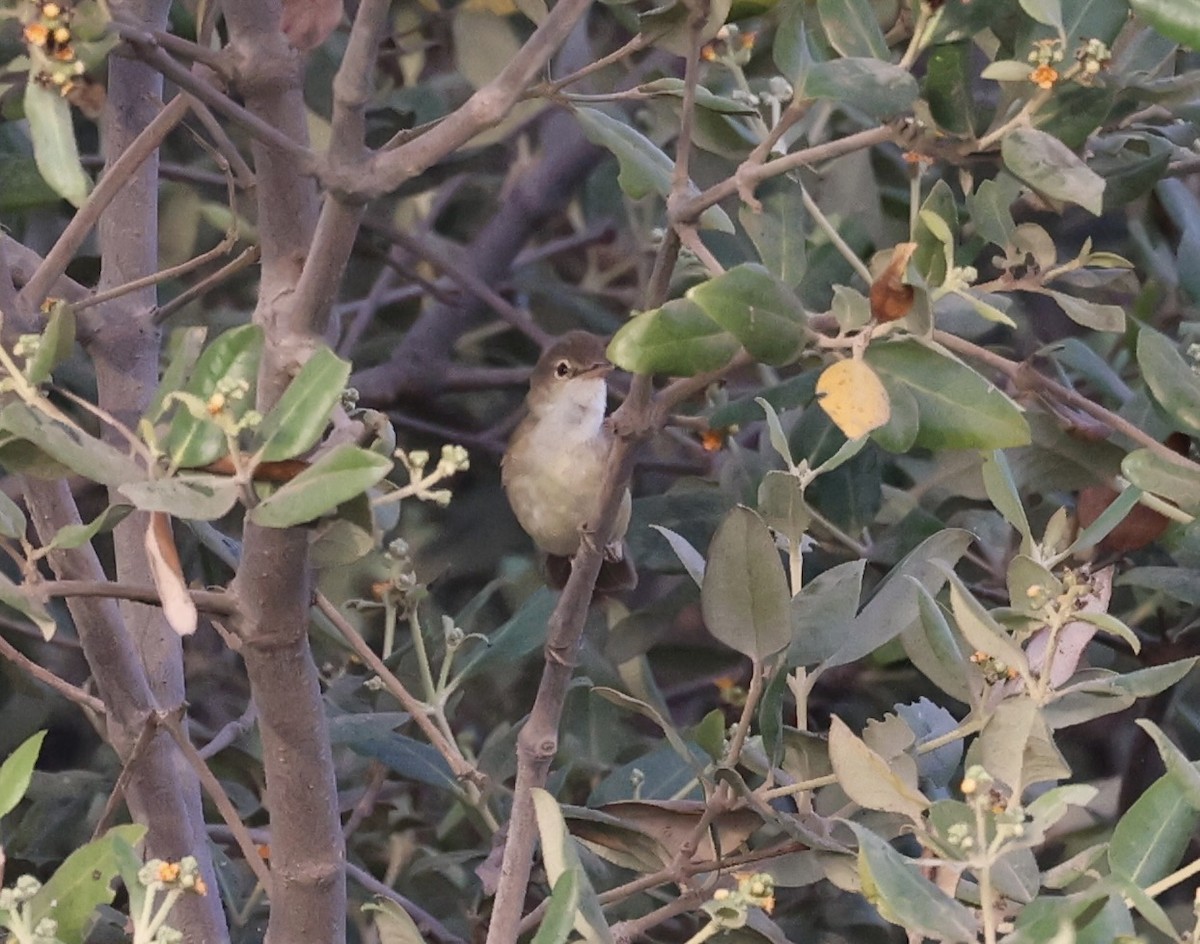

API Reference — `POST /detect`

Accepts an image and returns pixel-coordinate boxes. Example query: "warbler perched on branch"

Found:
[501,331,636,592]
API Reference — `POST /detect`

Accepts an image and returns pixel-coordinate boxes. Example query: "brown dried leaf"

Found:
[145,511,197,636]
[870,242,917,323]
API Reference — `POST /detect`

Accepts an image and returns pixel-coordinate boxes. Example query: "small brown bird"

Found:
[501,331,636,592]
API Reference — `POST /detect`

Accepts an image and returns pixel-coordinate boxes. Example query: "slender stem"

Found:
[975,800,997,944]
[933,330,1200,476]
[800,183,872,285]
[315,595,470,777]
[158,710,274,893]
[18,95,191,310]
[408,610,439,703]
[724,662,766,766]
[0,632,106,714]
[1145,854,1200,900]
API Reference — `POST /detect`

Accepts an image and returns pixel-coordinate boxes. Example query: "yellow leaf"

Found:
[816,359,891,439]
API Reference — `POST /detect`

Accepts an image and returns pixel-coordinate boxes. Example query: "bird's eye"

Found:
[555,361,571,378]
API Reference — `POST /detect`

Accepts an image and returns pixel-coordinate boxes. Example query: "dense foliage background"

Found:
[3,0,1200,942]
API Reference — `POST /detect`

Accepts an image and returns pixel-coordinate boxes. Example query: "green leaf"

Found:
[817,0,888,58]
[827,529,974,668]
[573,108,732,232]
[701,506,791,660]
[1075,611,1140,653]
[829,716,929,821]
[454,588,557,681]
[1109,764,1200,885]
[850,822,979,942]
[46,503,133,551]
[756,397,795,469]
[1042,289,1126,332]
[119,475,240,521]
[1112,874,1179,939]
[0,730,45,820]
[607,299,739,376]
[865,340,1030,449]
[638,0,732,57]
[25,299,76,385]
[649,525,705,587]
[917,207,958,294]
[966,174,1021,248]
[1001,126,1105,216]
[1117,566,1200,604]
[923,42,975,136]
[758,470,812,544]
[29,823,147,944]
[532,872,579,944]
[255,345,350,461]
[943,567,1032,684]
[979,697,1069,794]
[166,324,264,468]
[1129,0,1200,49]
[249,445,392,528]
[982,450,1033,552]
[739,179,807,287]
[0,402,143,487]
[1066,485,1144,556]
[363,898,429,944]
[981,59,1039,82]
[531,789,615,944]
[1137,327,1200,435]
[803,59,920,118]
[686,264,806,365]
[590,687,699,771]
[0,489,27,540]
[24,81,91,207]
[1122,448,1200,512]
[1100,658,1196,698]
[0,155,61,211]
[1019,0,1064,31]
[148,326,207,423]
[1136,719,1200,807]
[903,584,978,705]
[328,715,457,791]
[869,379,919,453]
[0,572,57,640]
[789,559,866,666]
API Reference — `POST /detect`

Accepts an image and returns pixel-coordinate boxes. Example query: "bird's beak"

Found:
[579,360,612,379]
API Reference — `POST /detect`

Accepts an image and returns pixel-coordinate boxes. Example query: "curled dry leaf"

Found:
[869,242,917,323]
[816,358,891,439]
[145,511,198,636]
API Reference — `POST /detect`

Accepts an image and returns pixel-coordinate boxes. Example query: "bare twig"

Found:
[151,246,262,325]
[17,95,191,310]
[674,125,896,224]
[359,0,594,197]
[120,38,315,169]
[159,709,274,894]
[91,715,159,839]
[363,219,551,345]
[314,592,485,786]
[0,632,105,714]
[932,330,1200,475]
[35,578,238,615]
[197,699,257,760]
